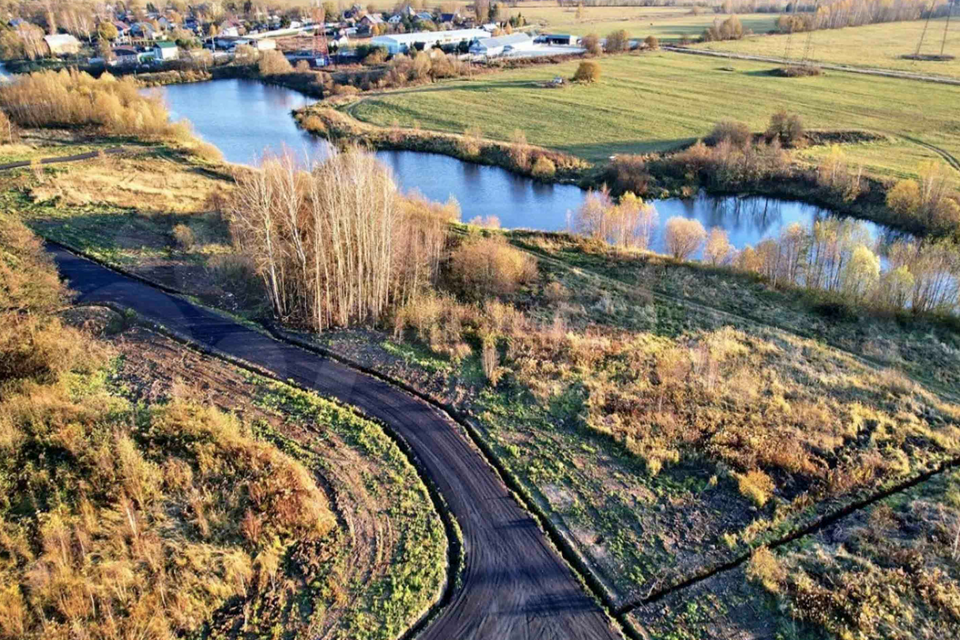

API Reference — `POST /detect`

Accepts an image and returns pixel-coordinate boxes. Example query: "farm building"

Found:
[43,34,80,56]
[541,33,577,45]
[370,28,487,55]
[153,40,179,61]
[469,32,533,57]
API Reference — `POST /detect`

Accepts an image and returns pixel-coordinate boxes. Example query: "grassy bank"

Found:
[346,51,960,181]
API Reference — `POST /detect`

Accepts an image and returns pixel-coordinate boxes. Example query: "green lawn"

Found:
[349,51,960,178]
[700,18,960,79]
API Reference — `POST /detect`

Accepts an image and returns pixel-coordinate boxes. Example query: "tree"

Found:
[704,228,733,265]
[97,37,114,64]
[98,21,119,42]
[605,29,630,53]
[664,217,707,260]
[575,2,584,21]
[644,35,659,50]
[474,0,490,23]
[573,60,601,82]
[840,244,881,304]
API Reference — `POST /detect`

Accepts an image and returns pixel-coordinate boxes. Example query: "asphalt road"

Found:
[50,245,622,640]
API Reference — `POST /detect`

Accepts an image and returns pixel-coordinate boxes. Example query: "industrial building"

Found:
[469,32,534,57]
[370,28,488,55]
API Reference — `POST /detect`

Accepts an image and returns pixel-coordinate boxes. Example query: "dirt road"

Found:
[49,244,623,640]
[0,147,127,171]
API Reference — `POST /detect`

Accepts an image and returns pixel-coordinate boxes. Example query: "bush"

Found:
[644,35,660,50]
[531,155,556,179]
[664,217,707,259]
[605,29,630,53]
[459,124,483,158]
[448,234,538,298]
[747,547,786,593]
[0,70,176,137]
[573,60,601,83]
[172,223,195,250]
[258,50,293,76]
[765,109,805,147]
[736,468,776,507]
[706,119,752,147]
[581,33,602,56]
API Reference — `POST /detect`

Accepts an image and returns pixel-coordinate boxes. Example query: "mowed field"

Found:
[700,17,960,78]
[349,52,960,178]
[512,4,779,40]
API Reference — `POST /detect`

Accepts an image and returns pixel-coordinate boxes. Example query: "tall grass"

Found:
[0,216,337,640]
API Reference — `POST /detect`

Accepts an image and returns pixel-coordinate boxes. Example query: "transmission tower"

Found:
[942,0,955,57]
[801,0,821,66]
[915,0,936,57]
[313,0,329,65]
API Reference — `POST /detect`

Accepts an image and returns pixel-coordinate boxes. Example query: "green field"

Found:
[701,18,960,78]
[348,51,960,178]
[512,5,779,41]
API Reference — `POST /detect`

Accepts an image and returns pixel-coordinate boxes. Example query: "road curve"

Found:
[50,245,623,640]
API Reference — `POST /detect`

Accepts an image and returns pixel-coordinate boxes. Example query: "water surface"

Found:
[152,79,892,252]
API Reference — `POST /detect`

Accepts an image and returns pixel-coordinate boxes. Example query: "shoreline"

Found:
[296,100,933,238]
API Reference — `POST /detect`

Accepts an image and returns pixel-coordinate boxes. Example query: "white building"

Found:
[44,34,81,56]
[371,28,488,55]
[153,40,179,61]
[469,32,533,57]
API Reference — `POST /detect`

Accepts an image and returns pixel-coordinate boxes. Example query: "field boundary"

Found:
[666,45,960,86]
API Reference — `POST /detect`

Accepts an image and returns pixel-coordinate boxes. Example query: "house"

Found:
[371,28,488,55]
[388,14,403,24]
[359,13,384,34]
[469,32,533,57]
[153,40,179,61]
[439,12,460,24]
[130,21,158,39]
[236,38,277,51]
[111,46,141,66]
[416,12,434,23]
[343,4,364,20]
[219,19,243,37]
[43,34,81,56]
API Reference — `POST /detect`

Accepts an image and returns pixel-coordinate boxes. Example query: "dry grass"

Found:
[0,217,340,640]
[30,155,231,214]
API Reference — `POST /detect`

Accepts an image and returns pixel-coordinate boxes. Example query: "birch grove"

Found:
[229,149,454,331]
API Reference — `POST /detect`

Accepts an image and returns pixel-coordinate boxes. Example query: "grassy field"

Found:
[10,128,960,636]
[700,17,960,79]
[512,5,779,41]
[347,51,960,179]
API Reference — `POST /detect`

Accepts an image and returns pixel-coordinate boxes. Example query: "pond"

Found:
[149,78,895,253]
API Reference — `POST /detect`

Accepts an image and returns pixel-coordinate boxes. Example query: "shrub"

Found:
[664,217,707,259]
[644,35,660,50]
[460,124,483,158]
[573,60,601,83]
[301,114,326,134]
[0,109,13,143]
[258,50,293,76]
[765,109,805,147]
[332,83,360,96]
[736,468,775,506]
[605,29,630,53]
[508,129,530,171]
[171,223,196,250]
[0,70,175,137]
[581,33,602,56]
[706,119,752,147]
[448,234,538,298]
[531,155,556,179]
[747,547,786,593]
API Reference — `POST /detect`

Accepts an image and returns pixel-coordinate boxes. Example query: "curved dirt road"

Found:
[0,147,127,171]
[50,245,623,640]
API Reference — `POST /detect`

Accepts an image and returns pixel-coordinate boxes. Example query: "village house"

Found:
[111,46,142,66]
[153,40,179,61]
